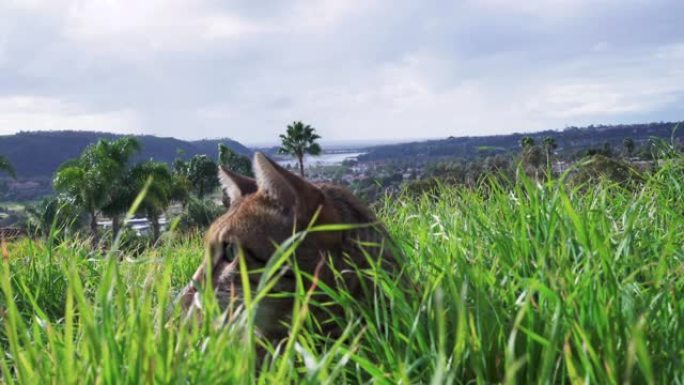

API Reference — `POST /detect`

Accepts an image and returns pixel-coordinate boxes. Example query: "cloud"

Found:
[63,0,265,54]
[0,96,140,134]
[526,43,684,120]
[0,0,683,143]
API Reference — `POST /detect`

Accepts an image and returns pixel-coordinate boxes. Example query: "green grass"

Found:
[1,161,684,384]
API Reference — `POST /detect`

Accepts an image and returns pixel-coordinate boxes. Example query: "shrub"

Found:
[177,197,224,231]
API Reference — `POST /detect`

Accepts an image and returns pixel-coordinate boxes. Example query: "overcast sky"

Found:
[0,0,683,144]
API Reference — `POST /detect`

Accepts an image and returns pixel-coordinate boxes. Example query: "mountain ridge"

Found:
[359,121,684,161]
[0,130,252,178]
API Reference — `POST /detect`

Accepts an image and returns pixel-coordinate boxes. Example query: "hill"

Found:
[359,121,684,161]
[0,131,252,178]
[3,161,684,382]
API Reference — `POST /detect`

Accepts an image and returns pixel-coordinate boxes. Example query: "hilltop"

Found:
[359,121,684,161]
[0,131,251,178]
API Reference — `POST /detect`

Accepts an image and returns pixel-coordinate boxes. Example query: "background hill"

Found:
[359,121,684,161]
[0,131,252,178]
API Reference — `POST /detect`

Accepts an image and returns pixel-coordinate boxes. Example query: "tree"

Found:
[278,121,322,177]
[178,197,224,231]
[602,142,613,157]
[53,138,140,247]
[218,144,253,177]
[169,172,191,209]
[170,154,192,209]
[542,136,557,170]
[25,195,83,241]
[98,137,141,240]
[0,155,16,178]
[130,161,174,242]
[173,158,189,176]
[520,136,535,149]
[571,155,643,187]
[519,137,545,181]
[623,137,635,158]
[187,155,219,199]
[54,142,120,248]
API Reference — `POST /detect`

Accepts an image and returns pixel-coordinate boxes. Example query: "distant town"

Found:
[1,121,681,236]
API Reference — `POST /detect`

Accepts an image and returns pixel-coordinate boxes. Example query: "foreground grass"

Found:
[1,162,684,384]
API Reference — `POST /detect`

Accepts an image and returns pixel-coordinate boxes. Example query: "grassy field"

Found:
[1,160,683,384]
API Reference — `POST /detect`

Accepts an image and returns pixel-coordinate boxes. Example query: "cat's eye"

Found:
[222,242,236,262]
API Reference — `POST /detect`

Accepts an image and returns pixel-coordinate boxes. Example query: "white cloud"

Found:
[286,0,376,30]
[4,0,72,13]
[63,0,265,54]
[1,0,683,142]
[193,40,684,142]
[525,43,684,120]
[527,83,671,118]
[0,96,141,134]
[467,0,635,18]
[50,0,367,56]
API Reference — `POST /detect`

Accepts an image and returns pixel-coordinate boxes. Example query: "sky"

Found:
[0,0,683,144]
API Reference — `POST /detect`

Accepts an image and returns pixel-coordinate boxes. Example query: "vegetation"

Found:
[0,155,15,179]
[49,138,207,247]
[128,161,176,242]
[0,130,251,179]
[98,138,142,239]
[1,126,682,383]
[2,150,684,383]
[218,143,253,177]
[2,122,681,203]
[543,136,557,169]
[24,195,82,240]
[623,137,636,158]
[187,155,219,199]
[278,121,322,177]
[177,197,224,231]
[360,121,684,162]
[52,139,132,247]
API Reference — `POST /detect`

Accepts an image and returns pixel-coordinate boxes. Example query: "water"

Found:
[276,152,364,168]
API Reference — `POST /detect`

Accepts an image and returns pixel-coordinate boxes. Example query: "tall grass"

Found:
[1,159,684,384]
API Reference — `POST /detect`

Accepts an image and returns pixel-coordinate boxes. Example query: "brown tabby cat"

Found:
[178,152,397,340]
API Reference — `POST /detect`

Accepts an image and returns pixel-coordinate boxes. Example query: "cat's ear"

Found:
[253,152,323,217]
[218,165,257,203]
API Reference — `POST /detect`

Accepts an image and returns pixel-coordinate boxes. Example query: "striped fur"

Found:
[178,153,397,339]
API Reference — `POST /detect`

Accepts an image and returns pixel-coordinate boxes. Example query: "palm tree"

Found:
[623,137,635,158]
[98,138,141,239]
[542,136,557,170]
[278,121,322,177]
[54,138,141,247]
[518,136,544,181]
[54,142,121,248]
[25,195,83,241]
[130,161,174,242]
[187,155,219,199]
[520,136,535,149]
[170,154,192,209]
[169,172,191,209]
[0,155,16,178]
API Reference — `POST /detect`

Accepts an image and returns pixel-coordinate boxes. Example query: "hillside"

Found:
[359,121,684,161]
[0,131,252,178]
[2,160,684,383]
